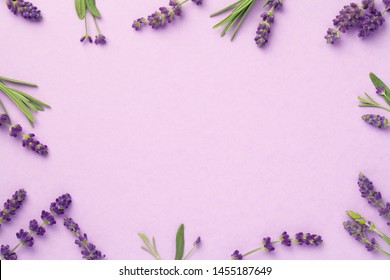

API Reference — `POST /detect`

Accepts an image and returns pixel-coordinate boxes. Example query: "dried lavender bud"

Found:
[231,250,243,260]
[80,35,93,43]
[191,0,202,5]
[41,210,56,226]
[262,237,275,252]
[50,193,72,216]
[254,1,283,48]
[0,189,27,227]
[357,7,385,38]
[376,86,386,96]
[94,34,106,45]
[325,28,341,44]
[29,219,45,236]
[193,236,201,247]
[16,229,34,247]
[365,237,378,251]
[294,232,323,246]
[280,231,292,246]
[64,217,105,260]
[0,245,17,260]
[6,0,42,21]
[362,114,389,129]
[0,114,48,156]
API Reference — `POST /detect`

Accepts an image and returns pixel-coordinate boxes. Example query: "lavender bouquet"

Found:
[358,73,390,130]
[138,224,201,260]
[211,0,283,47]
[231,231,323,260]
[75,0,106,45]
[325,0,390,44]
[6,0,41,21]
[132,0,202,31]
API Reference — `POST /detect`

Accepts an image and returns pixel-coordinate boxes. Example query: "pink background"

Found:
[1,0,390,260]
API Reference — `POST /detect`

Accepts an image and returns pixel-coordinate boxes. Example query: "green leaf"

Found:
[369,72,390,106]
[0,76,37,87]
[75,0,86,19]
[86,0,101,18]
[9,87,50,108]
[175,224,185,260]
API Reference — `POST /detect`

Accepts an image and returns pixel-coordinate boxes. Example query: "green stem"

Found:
[377,247,390,257]
[183,245,197,260]
[92,16,101,34]
[84,16,89,35]
[241,241,280,258]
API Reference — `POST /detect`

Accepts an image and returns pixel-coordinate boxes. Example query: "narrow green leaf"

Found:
[86,0,101,18]
[210,0,240,17]
[0,76,37,87]
[75,0,86,19]
[369,72,390,106]
[0,98,9,117]
[175,224,185,260]
[231,0,256,41]
[8,87,50,108]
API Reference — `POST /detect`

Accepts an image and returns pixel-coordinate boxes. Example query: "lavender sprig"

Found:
[362,114,389,129]
[0,189,27,228]
[132,0,202,31]
[358,174,390,225]
[63,217,105,260]
[6,0,42,21]
[0,194,72,260]
[0,114,48,156]
[358,73,390,115]
[254,0,283,48]
[231,231,323,260]
[75,0,107,45]
[346,211,390,247]
[325,0,388,44]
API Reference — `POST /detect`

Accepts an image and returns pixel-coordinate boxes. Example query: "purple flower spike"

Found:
[344,220,368,241]
[0,245,17,260]
[358,7,385,38]
[294,232,323,246]
[362,114,389,129]
[376,86,385,96]
[193,236,201,247]
[16,229,34,247]
[191,0,202,5]
[64,217,105,260]
[29,219,46,236]
[231,250,243,260]
[254,1,283,48]
[94,34,106,45]
[0,189,27,227]
[262,237,275,252]
[280,231,292,246]
[6,0,42,21]
[0,114,11,126]
[50,193,72,216]
[9,124,22,137]
[365,238,378,251]
[41,210,56,226]
[324,28,340,44]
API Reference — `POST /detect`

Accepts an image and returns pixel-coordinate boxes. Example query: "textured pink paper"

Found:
[1,0,390,260]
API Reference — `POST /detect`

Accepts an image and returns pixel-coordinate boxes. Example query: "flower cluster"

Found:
[325,0,389,44]
[132,0,202,31]
[6,0,42,21]
[344,210,390,256]
[0,114,48,156]
[0,189,27,228]
[231,231,323,260]
[63,217,105,260]
[362,114,389,129]
[76,0,107,45]
[0,193,72,260]
[254,0,283,48]
[358,173,390,225]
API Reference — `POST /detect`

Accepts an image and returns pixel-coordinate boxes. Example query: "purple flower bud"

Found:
[362,114,389,129]
[191,0,202,5]
[9,124,22,137]
[294,232,322,246]
[16,229,34,247]
[365,238,378,251]
[29,219,46,236]
[50,193,72,216]
[6,0,42,21]
[344,220,368,241]
[324,28,340,44]
[0,114,11,126]
[41,210,56,226]
[0,245,17,260]
[262,237,275,252]
[0,189,27,227]
[280,231,292,246]
[231,250,243,260]
[63,217,80,234]
[376,86,385,96]
[94,34,107,45]
[358,7,385,38]
[193,236,201,247]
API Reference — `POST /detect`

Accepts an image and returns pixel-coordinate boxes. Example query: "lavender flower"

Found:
[232,231,322,259]
[254,0,283,48]
[0,245,17,260]
[6,193,72,259]
[358,7,385,38]
[194,236,201,247]
[80,35,93,43]
[64,217,105,260]
[376,86,385,96]
[384,0,390,11]
[94,34,106,45]
[6,0,42,21]
[362,114,389,129]
[357,173,390,225]
[16,229,34,247]
[231,250,243,260]
[0,114,48,156]
[0,189,27,227]
[132,0,202,31]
